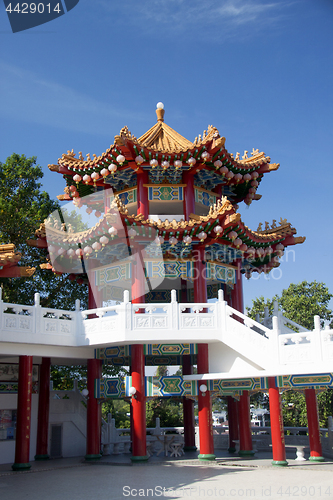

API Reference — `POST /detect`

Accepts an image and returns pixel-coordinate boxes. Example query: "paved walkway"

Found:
[1,451,333,500]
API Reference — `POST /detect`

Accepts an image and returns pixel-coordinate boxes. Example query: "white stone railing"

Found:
[0,290,332,376]
[101,416,333,458]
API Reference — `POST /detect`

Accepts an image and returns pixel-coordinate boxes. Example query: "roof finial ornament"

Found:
[156,102,165,122]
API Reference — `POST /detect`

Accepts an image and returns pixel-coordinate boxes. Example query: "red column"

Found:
[305,388,324,461]
[130,245,147,461]
[183,170,195,220]
[183,355,196,451]
[238,391,254,456]
[85,358,102,460]
[12,356,33,470]
[194,246,215,460]
[268,377,288,466]
[35,357,51,460]
[137,171,149,219]
[230,260,244,313]
[227,396,239,453]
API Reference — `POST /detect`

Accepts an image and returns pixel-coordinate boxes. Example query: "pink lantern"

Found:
[76,248,84,257]
[226,171,234,179]
[252,171,259,179]
[174,160,182,170]
[234,237,242,248]
[198,231,207,242]
[214,225,223,236]
[161,161,169,170]
[92,242,102,252]
[108,227,118,238]
[251,180,258,187]
[243,173,251,182]
[183,235,192,245]
[234,173,243,183]
[116,154,125,165]
[214,160,222,169]
[86,207,93,215]
[156,236,164,245]
[95,210,102,218]
[220,166,228,176]
[83,174,91,184]
[228,230,238,241]
[150,159,158,169]
[67,249,75,257]
[169,236,178,246]
[84,246,93,255]
[100,236,109,246]
[240,243,248,252]
[187,157,196,168]
[128,228,137,239]
[201,152,210,162]
[135,155,144,165]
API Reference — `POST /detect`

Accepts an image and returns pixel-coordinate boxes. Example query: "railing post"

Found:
[272,316,280,366]
[171,289,178,330]
[34,292,41,336]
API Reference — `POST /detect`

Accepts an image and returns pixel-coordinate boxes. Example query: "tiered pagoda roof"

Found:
[49,105,279,205]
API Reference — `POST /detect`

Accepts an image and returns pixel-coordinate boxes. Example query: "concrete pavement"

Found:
[1,451,333,500]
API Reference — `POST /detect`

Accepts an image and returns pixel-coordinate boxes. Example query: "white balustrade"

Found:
[0,291,332,376]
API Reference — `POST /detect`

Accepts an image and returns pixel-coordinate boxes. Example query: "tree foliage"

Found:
[0,154,87,309]
[247,281,333,427]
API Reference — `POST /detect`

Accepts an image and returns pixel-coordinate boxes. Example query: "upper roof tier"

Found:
[49,104,279,206]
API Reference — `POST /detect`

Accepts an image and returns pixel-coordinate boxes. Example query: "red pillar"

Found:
[305,388,324,461]
[194,246,215,460]
[35,357,51,460]
[85,358,102,460]
[230,260,244,313]
[227,396,239,453]
[238,391,254,456]
[130,244,148,461]
[12,356,33,470]
[183,171,195,220]
[183,355,196,451]
[137,171,149,219]
[268,377,288,466]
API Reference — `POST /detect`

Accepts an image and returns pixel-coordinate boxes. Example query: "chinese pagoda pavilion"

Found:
[7,103,330,471]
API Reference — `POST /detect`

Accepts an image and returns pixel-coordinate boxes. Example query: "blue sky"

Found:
[1,0,332,314]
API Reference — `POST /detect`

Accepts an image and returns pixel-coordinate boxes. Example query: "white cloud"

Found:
[0,61,144,135]
[96,0,290,38]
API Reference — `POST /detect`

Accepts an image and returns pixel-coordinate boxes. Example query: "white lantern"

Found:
[214,225,223,236]
[201,152,210,162]
[83,174,91,184]
[169,237,178,246]
[198,231,207,242]
[100,236,109,246]
[128,228,137,239]
[116,154,125,165]
[187,157,196,167]
[174,160,182,170]
[161,161,169,170]
[84,246,93,255]
[108,227,118,238]
[150,159,158,169]
[214,160,222,169]
[183,235,192,245]
[135,155,144,165]
[108,163,117,174]
[92,241,101,252]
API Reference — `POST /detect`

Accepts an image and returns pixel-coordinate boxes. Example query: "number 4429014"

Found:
[6,3,62,14]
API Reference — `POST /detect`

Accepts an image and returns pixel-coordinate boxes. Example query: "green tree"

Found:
[0,154,88,309]
[247,281,333,427]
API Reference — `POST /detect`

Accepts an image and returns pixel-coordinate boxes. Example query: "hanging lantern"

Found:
[128,228,137,239]
[187,157,196,168]
[155,236,164,245]
[228,230,238,241]
[108,227,118,238]
[108,163,117,176]
[201,152,210,162]
[48,245,56,253]
[69,185,76,193]
[161,161,169,170]
[91,172,100,185]
[247,247,256,259]
[240,243,248,252]
[76,248,84,257]
[214,160,222,170]
[95,210,102,218]
[257,247,265,258]
[266,246,273,255]
[100,235,109,246]
[169,236,178,246]
[214,225,223,237]
[183,235,192,246]
[116,154,125,165]
[220,166,228,176]
[234,173,243,183]
[84,246,93,256]
[243,173,251,182]
[252,171,259,179]
[226,171,234,180]
[92,241,102,252]
[174,160,182,170]
[135,155,144,166]
[198,231,207,242]
[276,243,284,251]
[73,174,82,186]
[150,159,158,169]
[83,174,91,184]
[57,247,65,256]
[251,180,258,187]
[100,168,108,181]
[67,248,75,257]
[234,237,242,248]
[86,207,93,215]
